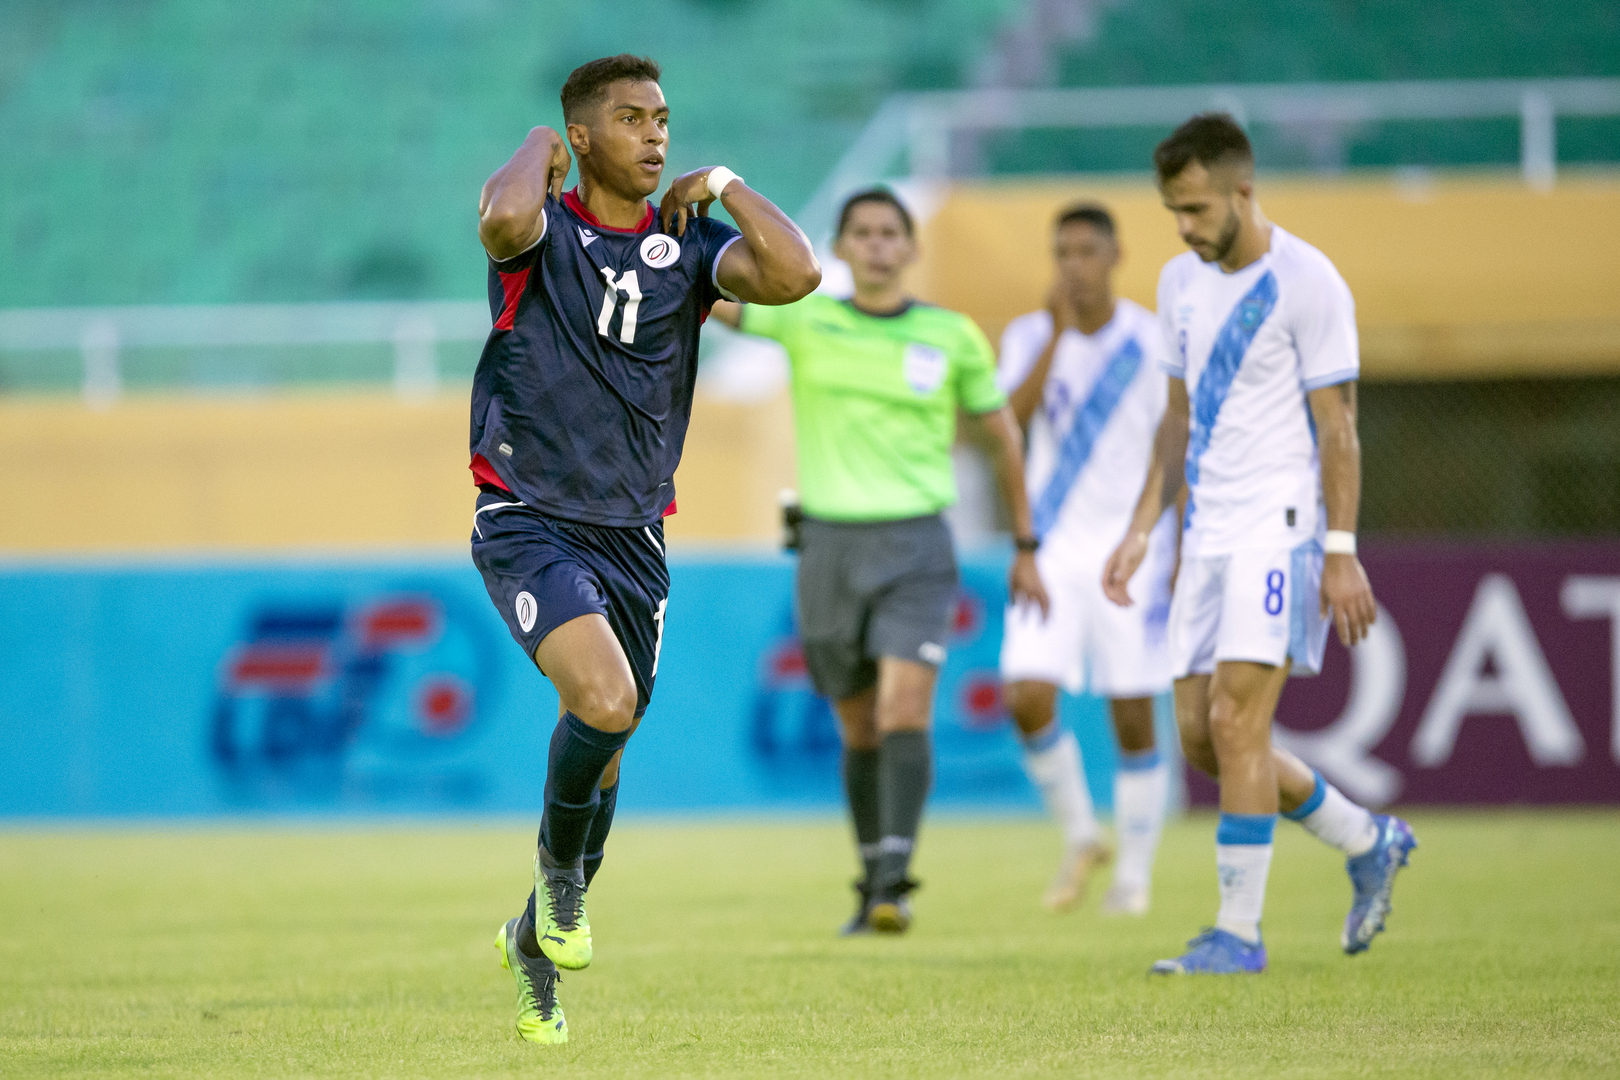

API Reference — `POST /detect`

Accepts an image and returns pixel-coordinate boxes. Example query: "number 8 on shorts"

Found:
[1167,541,1330,678]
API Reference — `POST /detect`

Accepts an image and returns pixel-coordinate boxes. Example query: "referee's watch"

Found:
[1014,535,1040,553]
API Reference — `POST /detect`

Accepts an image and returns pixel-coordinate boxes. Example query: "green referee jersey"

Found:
[740,293,1006,522]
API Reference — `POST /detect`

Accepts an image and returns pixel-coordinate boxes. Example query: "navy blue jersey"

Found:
[470,190,742,527]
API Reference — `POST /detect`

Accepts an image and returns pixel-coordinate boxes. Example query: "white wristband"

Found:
[1324,530,1357,555]
[706,167,742,200]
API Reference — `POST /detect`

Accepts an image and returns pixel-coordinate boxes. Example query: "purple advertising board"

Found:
[1185,541,1620,807]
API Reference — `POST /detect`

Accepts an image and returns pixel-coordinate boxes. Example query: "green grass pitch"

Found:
[3,811,1617,1078]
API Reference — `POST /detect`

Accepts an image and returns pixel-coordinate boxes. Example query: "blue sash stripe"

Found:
[1183,272,1279,529]
[1031,338,1143,538]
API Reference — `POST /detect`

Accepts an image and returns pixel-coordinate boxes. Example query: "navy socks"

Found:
[522,777,620,957]
[583,782,619,887]
[539,711,632,865]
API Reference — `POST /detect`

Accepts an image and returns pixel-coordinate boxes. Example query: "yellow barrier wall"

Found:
[0,391,795,552]
[914,172,1620,379]
[5,172,1616,552]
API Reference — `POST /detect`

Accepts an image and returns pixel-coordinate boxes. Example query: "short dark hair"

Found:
[561,55,662,124]
[1055,202,1116,240]
[836,187,914,239]
[1153,113,1254,184]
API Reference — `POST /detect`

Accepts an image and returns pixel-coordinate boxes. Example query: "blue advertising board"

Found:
[0,550,1167,819]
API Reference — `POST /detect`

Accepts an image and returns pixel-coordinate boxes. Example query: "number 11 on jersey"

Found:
[598,267,642,344]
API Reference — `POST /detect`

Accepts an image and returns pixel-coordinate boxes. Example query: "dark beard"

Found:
[1205,208,1241,263]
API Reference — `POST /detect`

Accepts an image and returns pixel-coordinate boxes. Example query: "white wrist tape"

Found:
[706,167,742,200]
[1324,530,1357,555]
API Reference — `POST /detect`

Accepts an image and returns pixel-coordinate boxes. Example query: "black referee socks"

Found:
[842,747,883,886]
[875,730,933,890]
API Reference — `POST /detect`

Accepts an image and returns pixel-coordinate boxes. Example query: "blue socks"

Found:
[539,712,632,865]
[1280,771,1328,821]
[1020,718,1064,752]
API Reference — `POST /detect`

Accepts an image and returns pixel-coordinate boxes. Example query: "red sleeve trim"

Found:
[469,454,512,491]
[494,267,530,331]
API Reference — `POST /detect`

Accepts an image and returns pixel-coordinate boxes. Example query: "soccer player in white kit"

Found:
[997,204,1177,915]
[1104,114,1417,975]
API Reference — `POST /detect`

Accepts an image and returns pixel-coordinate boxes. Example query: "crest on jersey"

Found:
[902,343,948,395]
[640,234,681,269]
[577,227,599,249]
[1239,297,1266,331]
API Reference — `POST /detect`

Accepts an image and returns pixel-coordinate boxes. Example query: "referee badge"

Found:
[640,234,681,269]
[902,343,947,395]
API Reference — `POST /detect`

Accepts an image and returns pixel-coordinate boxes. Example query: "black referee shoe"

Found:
[868,877,918,935]
[839,880,874,937]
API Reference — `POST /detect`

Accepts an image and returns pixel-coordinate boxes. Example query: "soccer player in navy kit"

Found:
[474,55,820,1044]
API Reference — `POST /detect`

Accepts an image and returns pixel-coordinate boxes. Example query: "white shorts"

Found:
[1167,539,1329,679]
[999,523,1174,699]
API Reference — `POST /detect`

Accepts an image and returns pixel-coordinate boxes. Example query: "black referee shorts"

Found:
[795,513,958,701]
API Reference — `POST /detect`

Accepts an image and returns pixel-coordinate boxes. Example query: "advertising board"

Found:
[2,542,1614,818]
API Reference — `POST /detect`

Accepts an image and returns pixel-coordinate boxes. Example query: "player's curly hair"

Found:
[1153,113,1254,184]
[836,187,915,239]
[561,55,662,124]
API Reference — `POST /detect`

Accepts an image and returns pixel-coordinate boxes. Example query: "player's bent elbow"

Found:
[478,215,525,259]
[757,261,821,305]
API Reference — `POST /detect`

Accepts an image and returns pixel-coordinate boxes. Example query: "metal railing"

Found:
[797,77,1620,239]
[6,79,1619,403]
[0,301,490,406]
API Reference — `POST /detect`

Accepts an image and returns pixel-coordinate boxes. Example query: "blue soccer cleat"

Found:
[1342,814,1417,954]
[1150,928,1267,975]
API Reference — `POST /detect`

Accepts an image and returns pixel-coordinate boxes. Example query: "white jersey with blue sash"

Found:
[1157,226,1360,559]
[996,298,1168,556]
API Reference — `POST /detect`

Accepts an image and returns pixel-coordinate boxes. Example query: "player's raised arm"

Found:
[1308,380,1377,646]
[479,126,572,261]
[1103,376,1190,606]
[659,169,820,305]
[1005,287,1073,427]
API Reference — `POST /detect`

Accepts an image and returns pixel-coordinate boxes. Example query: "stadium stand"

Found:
[990,0,1620,173]
[2,1,1617,544]
[0,0,1014,311]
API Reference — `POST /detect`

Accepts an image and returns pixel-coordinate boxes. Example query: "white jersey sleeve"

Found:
[1157,261,1187,379]
[1288,249,1360,390]
[995,310,1055,394]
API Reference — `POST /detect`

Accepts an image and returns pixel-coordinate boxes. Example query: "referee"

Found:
[713,187,1048,934]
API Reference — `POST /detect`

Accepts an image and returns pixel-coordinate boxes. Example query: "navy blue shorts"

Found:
[470,489,670,718]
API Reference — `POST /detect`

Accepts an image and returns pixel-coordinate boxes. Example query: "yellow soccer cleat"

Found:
[496,916,567,1044]
[534,849,593,970]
